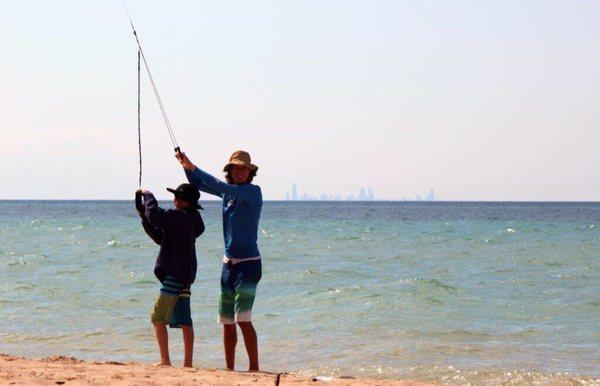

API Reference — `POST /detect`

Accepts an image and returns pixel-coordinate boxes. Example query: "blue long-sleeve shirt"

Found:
[185,167,262,259]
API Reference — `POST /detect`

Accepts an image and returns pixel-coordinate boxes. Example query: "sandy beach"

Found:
[0,354,432,386]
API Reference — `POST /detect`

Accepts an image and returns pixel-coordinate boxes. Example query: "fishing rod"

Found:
[122,0,181,155]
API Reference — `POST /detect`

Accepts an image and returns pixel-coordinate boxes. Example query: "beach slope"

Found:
[0,354,432,386]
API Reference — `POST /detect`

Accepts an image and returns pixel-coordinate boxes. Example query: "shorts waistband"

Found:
[223,256,261,266]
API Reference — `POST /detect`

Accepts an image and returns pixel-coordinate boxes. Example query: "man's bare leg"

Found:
[153,322,171,366]
[182,325,194,368]
[238,321,259,371]
[223,323,237,370]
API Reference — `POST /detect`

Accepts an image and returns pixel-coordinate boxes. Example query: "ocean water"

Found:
[1,200,598,385]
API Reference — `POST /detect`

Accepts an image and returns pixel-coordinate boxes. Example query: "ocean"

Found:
[1,200,599,385]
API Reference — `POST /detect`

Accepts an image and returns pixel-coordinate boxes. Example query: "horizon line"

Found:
[1,199,599,204]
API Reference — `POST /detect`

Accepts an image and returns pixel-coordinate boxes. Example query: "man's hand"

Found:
[175,152,196,171]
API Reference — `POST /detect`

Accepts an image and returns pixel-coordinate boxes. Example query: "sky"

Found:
[1,1,599,201]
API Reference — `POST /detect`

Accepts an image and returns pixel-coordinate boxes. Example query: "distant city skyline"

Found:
[284,183,439,201]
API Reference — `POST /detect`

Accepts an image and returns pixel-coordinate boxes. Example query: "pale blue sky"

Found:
[1,1,599,200]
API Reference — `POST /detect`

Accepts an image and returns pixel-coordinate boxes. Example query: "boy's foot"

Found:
[153,360,172,367]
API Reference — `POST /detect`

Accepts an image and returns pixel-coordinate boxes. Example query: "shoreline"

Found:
[0,354,433,386]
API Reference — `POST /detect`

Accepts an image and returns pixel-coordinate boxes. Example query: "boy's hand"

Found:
[135,190,145,216]
[175,152,196,171]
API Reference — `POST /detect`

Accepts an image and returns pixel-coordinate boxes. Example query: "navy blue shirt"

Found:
[185,167,262,259]
[141,192,204,287]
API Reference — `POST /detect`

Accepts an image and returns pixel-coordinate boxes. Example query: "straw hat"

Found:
[223,150,259,172]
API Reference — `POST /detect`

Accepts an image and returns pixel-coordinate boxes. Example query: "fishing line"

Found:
[122,0,181,154]
[137,49,142,188]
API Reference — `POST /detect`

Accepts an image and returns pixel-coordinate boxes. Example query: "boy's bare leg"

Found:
[153,322,171,366]
[238,321,259,371]
[182,325,194,368]
[223,323,237,370]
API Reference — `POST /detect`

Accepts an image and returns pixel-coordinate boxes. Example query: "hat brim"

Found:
[223,160,259,172]
[166,188,203,210]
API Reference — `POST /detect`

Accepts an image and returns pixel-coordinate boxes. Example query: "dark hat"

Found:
[166,183,203,210]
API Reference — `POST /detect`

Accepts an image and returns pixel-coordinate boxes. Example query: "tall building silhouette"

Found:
[291,183,298,201]
[425,189,435,201]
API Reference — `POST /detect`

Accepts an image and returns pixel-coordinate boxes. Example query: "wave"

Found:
[295,364,600,385]
[106,240,146,249]
[7,258,28,266]
[397,277,458,292]
[1,332,71,343]
[132,278,155,286]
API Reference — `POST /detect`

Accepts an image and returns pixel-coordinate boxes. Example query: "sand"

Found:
[0,354,433,386]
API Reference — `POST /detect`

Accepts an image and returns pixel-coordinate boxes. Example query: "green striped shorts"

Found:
[151,275,192,328]
[218,259,262,324]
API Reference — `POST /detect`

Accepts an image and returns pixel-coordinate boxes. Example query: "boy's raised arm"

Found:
[135,191,163,244]
[141,215,163,245]
[143,191,175,231]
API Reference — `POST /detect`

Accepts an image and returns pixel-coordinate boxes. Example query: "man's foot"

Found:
[153,360,172,367]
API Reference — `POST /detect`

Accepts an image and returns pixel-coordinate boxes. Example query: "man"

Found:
[175,150,262,371]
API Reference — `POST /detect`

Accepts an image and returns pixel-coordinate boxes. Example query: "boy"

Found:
[135,183,205,367]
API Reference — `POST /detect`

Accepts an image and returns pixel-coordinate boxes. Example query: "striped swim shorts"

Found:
[218,259,262,324]
[151,275,192,328]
